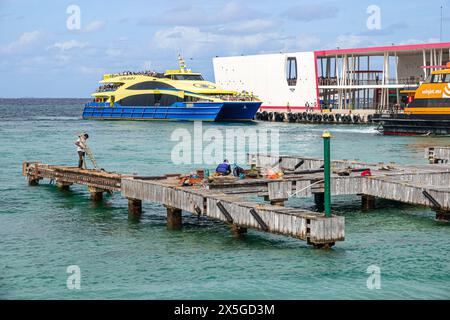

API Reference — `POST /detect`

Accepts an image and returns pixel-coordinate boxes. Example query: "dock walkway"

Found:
[22,161,344,248]
[22,146,450,249]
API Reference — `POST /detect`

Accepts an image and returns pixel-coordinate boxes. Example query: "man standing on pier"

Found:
[75,133,89,169]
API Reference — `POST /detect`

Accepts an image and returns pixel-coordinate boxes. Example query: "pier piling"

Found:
[230,224,247,236]
[435,210,450,221]
[88,186,104,202]
[270,199,285,206]
[361,195,376,211]
[27,177,40,186]
[128,198,142,220]
[314,193,325,211]
[56,180,72,190]
[166,206,182,230]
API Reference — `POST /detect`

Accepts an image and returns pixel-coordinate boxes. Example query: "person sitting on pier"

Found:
[215,159,231,176]
[75,133,89,169]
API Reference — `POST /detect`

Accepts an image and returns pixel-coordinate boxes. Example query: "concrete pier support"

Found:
[361,194,376,211]
[230,224,247,236]
[314,193,325,211]
[56,181,72,190]
[166,206,182,230]
[270,200,285,206]
[27,177,40,186]
[128,198,142,220]
[88,187,104,202]
[435,210,450,221]
[312,242,335,249]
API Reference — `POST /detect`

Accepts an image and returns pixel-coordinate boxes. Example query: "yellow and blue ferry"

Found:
[82,56,262,121]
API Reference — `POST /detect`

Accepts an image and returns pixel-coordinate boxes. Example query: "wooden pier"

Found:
[22,146,450,249]
[22,161,344,248]
[427,147,450,164]
[248,151,450,220]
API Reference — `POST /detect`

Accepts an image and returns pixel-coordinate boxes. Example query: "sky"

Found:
[0,0,449,97]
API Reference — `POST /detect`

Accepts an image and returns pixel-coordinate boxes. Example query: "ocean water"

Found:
[0,98,449,300]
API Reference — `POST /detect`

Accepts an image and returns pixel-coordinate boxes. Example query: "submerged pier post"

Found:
[230,224,247,236]
[314,192,325,211]
[361,194,376,211]
[56,180,72,191]
[270,199,285,206]
[166,206,182,230]
[128,198,142,220]
[322,130,332,217]
[88,186,104,202]
[27,177,40,186]
[435,210,450,221]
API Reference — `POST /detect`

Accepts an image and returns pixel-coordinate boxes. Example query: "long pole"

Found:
[323,131,332,217]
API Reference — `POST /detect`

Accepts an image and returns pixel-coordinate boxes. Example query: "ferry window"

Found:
[118,94,155,106]
[172,75,204,81]
[185,96,200,102]
[286,57,297,86]
[184,96,213,102]
[154,94,161,106]
[442,74,450,83]
[127,81,174,90]
[160,94,181,105]
[431,74,443,83]
[118,94,182,106]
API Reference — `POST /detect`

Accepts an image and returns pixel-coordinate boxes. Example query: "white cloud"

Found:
[398,38,440,45]
[105,47,124,57]
[153,26,321,58]
[50,40,87,51]
[140,2,262,26]
[213,19,278,35]
[0,30,44,54]
[335,34,369,48]
[79,66,106,75]
[153,26,273,57]
[283,4,339,22]
[82,20,105,33]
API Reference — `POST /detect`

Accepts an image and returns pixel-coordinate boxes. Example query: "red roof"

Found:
[315,42,450,57]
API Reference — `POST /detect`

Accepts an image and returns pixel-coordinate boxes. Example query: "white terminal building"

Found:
[213,42,450,112]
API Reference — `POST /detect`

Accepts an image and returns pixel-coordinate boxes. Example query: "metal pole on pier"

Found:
[322,131,332,217]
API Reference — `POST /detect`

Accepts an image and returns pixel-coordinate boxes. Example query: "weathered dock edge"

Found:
[121,178,345,245]
[249,153,450,219]
[427,147,450,164]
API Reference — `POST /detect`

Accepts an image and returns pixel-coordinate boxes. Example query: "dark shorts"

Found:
[78,151,85,157]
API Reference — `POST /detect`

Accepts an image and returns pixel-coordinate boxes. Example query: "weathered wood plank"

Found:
[268,181,292,200]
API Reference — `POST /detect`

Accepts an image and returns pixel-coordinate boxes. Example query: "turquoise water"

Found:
[0,99,449,299]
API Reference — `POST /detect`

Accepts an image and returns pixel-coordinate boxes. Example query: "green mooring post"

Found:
[322,130,332,217]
